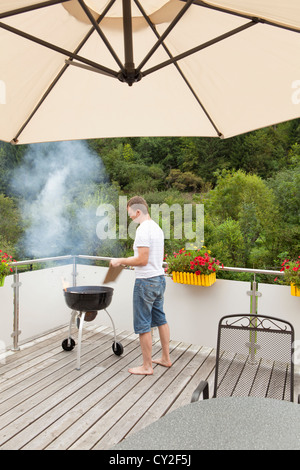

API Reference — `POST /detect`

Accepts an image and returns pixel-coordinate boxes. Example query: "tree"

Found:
[0,194,23,256]
[204,170,280,266]
[206,218,245,266]
[267,147,300,225]
[166,169,207,192]
[267,151,300,259]
[0,142,27,195]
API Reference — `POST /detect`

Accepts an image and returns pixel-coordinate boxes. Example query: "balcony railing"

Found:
[1,255,298,355]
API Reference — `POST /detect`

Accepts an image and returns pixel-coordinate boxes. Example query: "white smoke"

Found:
[12,140,106,257]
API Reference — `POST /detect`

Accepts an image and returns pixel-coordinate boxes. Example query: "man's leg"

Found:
[128,331,154,375]
[152,323,172,367]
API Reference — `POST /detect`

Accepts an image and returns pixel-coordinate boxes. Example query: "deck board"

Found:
[0,325,214,450]
[0,325,299,450]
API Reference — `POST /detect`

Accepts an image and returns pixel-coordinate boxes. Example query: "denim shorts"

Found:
[133,275,167,334]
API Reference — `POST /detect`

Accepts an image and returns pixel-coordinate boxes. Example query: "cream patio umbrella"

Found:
[0,0,299,144]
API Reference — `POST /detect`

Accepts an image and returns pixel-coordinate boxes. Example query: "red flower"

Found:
[166,247,223,277]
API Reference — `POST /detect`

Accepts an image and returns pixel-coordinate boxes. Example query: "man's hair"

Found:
[127,196,149,214]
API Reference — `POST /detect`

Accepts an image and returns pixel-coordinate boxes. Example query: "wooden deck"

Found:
[0,325,217,450]
[1,324,300,450]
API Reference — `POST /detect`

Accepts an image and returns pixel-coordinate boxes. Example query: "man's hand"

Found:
[110,258,123,268]
[110,247,149,268]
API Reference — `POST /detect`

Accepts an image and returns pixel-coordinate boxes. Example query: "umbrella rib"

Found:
[189,0,300,34]
[77,0,125,74]
[6,0,119,143]
[64,59,119,77]
[134,0,222,137]
[0,0,71,20]
[0,21,118,78]
[136,0,195,73]
[142,20,257,77]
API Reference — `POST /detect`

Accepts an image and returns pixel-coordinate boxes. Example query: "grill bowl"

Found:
[64,286,114,312]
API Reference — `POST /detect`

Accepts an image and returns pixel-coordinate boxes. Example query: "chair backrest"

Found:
[213,314,294,402]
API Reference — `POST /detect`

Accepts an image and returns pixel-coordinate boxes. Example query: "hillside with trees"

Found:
[0,118,299,279]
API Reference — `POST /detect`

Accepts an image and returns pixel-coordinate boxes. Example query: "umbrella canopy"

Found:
[0,0,299,144]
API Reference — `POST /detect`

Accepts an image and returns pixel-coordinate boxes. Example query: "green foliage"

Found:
[0,194,23,257]
[266,151,300,260]
[166,169,208,192]
[267,154,300,226]
[0,142,27,195]
[89,142,165,193]
[205,218,245,266]
[204,169,280,267]
[0,118,299,274]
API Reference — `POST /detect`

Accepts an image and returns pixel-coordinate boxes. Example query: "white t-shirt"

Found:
[133,219,164,279]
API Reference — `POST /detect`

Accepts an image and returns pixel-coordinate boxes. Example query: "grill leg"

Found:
[104,309,117,350]
[76,312,86,370]
[67,310,77,347]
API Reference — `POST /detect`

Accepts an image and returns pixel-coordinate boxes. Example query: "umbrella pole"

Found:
[123,0,134,70]
[122,0,140,86]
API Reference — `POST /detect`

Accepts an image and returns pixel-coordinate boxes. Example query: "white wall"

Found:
[1,274,14,349]
[1,264,299,352]
[0,266,73,349]
[164,277,251,347]
[259,283,300,339]
[77,266,251,348]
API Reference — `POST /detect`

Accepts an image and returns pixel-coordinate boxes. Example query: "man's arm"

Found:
[110,247,149,268]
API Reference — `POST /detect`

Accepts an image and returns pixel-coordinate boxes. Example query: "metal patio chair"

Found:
[191,314,296,403]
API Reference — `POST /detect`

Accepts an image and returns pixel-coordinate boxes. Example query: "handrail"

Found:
[9,254,284,276]
[220,266,283,276]
[7,254,284,351]
[10,255,76,266]
[9,254,112,267]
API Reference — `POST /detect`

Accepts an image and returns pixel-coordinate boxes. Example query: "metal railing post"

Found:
[251,274,257,315]
[247,275,262,364]
[11,267,21,351]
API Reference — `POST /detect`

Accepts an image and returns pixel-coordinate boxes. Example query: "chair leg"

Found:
[191,381,209,402]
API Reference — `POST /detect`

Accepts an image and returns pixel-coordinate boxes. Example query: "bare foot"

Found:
[128,366,154,375]
[152,358,172,367]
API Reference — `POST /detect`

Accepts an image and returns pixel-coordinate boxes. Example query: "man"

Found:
[110,196,171,375]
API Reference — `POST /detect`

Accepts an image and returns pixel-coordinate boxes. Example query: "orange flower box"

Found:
[291,284,300,297]
[172,271,216,286]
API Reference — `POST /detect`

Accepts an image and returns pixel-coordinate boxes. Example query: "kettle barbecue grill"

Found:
[62,286,124,370]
